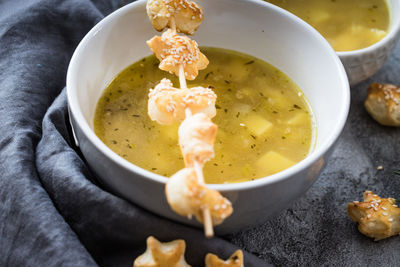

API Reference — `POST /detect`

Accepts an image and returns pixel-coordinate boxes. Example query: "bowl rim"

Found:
[337,0,400,57]
[66,0,350,192]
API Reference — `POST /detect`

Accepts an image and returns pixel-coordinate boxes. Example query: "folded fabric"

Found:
[0,0,269,266]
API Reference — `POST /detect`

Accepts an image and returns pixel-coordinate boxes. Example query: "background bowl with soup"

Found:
[67,0,350,233]
[265,0,400,86]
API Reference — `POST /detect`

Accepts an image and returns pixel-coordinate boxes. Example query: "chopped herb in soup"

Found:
[94,47,314,183]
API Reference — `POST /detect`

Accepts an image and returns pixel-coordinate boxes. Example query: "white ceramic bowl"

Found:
[67,0,350,234]
[338,0,400,86]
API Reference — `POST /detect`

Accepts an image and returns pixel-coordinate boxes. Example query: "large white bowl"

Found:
[338,0,400,86]
[67,0,350,233]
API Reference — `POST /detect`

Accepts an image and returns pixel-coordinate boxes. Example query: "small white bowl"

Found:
[338,0,400,86]
[67,0,350,233]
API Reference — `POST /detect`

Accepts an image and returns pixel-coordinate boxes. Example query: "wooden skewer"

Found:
[179,64,188,90]
[180,65,214,238]
[169,16,215,238]
[194,160,214,237]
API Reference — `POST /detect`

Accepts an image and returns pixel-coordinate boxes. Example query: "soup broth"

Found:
[94,47,314,183]
[266,0,390,52]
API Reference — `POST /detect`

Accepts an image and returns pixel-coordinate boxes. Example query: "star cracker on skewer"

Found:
[134,236,191,267]
[147,29,208,80]
[147,0,204,35]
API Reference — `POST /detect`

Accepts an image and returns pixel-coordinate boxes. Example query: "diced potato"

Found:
[287,112,309,125]
[261,88,291,108]
[232,103,251,114]
[369,28,387,39]
[334,25,387,51]
[243,114,273,136]
[235,87,255,100]
[256,151,296,174]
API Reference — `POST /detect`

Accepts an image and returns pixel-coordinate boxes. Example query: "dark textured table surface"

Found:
[2,0,398,266]
[228,44,400,266]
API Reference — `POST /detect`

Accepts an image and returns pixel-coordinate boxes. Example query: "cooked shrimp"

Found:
[148,78,217,125]
[178,113,217,167]
[147,0,204,35]
[166,167,233,226]
[147,29,208,80]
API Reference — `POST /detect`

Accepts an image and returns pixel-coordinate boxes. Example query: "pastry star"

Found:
[147,0,204,35]
[133,236,191,267]
[348,191,400,241]
[205,250,244,267]
[147,29,208,80]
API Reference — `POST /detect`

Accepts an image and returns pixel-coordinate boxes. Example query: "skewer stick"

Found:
[170,16,177,33]
[179,65,188,90]
[182,77,214,237]
[178,59,213,236]
[194,160,214,238]
[169,16,214,237]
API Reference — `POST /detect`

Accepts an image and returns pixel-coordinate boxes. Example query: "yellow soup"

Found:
[94,47,314,184]
[266,0,390,51]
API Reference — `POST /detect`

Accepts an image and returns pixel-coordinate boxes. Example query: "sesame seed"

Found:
[383,212,388,216]
[367,214,371,218]
[388,218,393,222]
[377,165,383,170]
[382,206,387,210]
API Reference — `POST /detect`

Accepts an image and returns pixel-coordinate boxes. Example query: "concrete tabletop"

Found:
[229,44,400,266]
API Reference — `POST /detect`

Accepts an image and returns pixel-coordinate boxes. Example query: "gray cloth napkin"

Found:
[0,0,269,266]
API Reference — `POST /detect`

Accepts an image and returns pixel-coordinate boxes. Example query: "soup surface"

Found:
[266,0,390,51]
[94,47,314,183]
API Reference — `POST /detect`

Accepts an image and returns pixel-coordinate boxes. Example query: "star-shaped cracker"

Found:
[147,0,204,35]
[133,236,191,267]
[348,191,400,241]
[147,29,208,80]
[205,250,244,267]
[364,83,400,126]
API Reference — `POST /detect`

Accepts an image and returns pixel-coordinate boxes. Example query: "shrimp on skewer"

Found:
[148,78,216,125]
[147,0,204,35]
[178,112,217,167]
[146,0,233,237]
[166,167,233,226]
